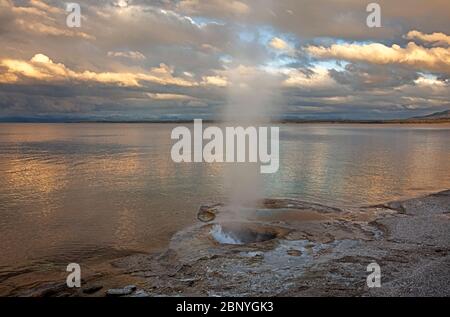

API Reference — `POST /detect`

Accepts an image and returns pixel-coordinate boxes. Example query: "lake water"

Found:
[0,123,449,284]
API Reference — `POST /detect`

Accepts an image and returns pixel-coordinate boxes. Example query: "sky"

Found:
[0,0,449,121]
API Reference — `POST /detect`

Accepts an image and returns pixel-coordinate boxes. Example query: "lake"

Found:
[0,123,449,285]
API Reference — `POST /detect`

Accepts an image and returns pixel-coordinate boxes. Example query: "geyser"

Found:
[222,0,280,214]
[210,223,289,245]
[223,63,280,208]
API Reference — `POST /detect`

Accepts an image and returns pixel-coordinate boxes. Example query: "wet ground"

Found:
[5,190,450,297]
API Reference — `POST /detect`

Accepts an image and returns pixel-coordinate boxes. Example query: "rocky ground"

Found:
[6,190,450,297]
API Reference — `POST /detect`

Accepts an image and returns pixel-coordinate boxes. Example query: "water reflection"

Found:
[0,123,449,279]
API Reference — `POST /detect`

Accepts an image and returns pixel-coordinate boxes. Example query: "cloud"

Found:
[328,63,420,89]
[201,75,228,87]
[113,0,130,8]
[0,54,197,87]
[307,40,450,74]
[176,0,250,17]
[15,19,94,39]
[283,67,336,88]
[414,76,447,87]
[171,0,450,41]
[1,1,449,120]
[146,93,194,100]
[1,0,94,39]
[107,51,146,60]
[28,0,62,14]
[405,30,450,46]
[269,37,289,50]
[268,37,296,57]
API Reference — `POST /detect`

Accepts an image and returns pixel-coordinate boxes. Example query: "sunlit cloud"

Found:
[0,54,197,87]
[201,75,228,87]
[282,67,337,88]
[405,30,450,46]
[0,0,449,119]
[269,37,295,56]
[307,37,450,74]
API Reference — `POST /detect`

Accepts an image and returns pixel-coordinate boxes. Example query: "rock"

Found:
[106,285,137,296]
[371,201,406,213]
[82,285,103,294]
[262,198,342,213]
[197,204,221,222]
[385,201,406,213]
[287,249,302,256]
[128,290,150,297]
[180,277,200,287]
[247,251,264,258]
[23,282,67,297]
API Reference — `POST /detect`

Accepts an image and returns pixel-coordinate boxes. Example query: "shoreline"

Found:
[6,189,449,297]
[0,120,449,124]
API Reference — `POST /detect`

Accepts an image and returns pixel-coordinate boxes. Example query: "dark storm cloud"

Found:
[329,63,420,89]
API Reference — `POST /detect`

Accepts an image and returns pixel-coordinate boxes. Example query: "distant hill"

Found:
[395,109,450,123]
[277,110,450,124]
[410,109,450,120]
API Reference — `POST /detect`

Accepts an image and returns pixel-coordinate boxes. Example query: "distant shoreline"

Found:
[0,119,449,124]
[3,110,448,124]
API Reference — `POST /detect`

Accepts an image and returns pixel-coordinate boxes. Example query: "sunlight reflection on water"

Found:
[0,123,449,276]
